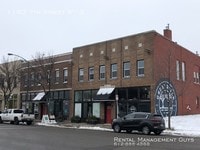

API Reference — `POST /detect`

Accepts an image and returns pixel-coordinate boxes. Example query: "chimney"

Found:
[164,24,172,40]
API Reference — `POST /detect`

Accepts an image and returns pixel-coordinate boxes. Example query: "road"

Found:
[0,124,199,150]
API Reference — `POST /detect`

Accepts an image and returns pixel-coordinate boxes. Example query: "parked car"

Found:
[0,109,34,125]
[112,112,165,135]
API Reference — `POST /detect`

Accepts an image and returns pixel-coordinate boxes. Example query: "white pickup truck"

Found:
[0,109,34,125]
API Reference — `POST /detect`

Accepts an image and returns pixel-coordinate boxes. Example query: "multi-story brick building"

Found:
[71,27,200,123]
[20,53,72,120]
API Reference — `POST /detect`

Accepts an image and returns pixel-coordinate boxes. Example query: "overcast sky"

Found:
[1,0,200,60]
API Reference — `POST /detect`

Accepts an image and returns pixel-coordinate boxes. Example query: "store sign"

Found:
[155,80,177,117]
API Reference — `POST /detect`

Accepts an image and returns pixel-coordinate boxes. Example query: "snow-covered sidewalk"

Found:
[164,114,200,137]
[37,114,200,137]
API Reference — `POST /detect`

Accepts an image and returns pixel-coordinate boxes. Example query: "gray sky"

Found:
[1,0,200,60]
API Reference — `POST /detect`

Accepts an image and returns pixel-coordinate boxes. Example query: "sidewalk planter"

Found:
[86,116,100,124]
[71,116,81,123]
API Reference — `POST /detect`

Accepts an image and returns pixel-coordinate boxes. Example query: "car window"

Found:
[8,110,12,113]
[134,114,148,119]
[124,113,135,119]
[13,110,24,113]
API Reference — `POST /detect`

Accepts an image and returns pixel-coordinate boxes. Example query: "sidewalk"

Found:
[36,120,113,131]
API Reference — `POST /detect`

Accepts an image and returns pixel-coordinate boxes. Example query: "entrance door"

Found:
[106,106,112,123]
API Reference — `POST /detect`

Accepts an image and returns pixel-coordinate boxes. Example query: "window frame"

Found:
[137,60,144,77]
[99,65,105,80]
[88,67,94,81]
[123,61,130,78]
[63,68,68,83]
[111,63,117,79]
[79,68,84,82]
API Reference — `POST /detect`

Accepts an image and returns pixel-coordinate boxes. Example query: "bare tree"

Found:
[0,57,21,109]
[29,52,55,115]
[32,52,55,94]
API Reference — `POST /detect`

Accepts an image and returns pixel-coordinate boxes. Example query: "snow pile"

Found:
[164,114,200,137]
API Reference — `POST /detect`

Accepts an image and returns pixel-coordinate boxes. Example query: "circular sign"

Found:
[155,80,177,117]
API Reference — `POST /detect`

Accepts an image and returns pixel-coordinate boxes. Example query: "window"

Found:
[176,60,180,80]
[31,72,34,86]
[75,91,82,102]
[123,62,130,78]
[196,97,200,108]
[111,64,117,79]
[124,45,128,50]
[55,69,59,83]
[37,72,42,86]
[79,68,84,82]
[197,73,199,83]
[99,65,105,80]
[182,62,186,81]
[47,70,50,84]
[88,67,94,81]
[137,60,144,77]
[83,90,91,101]
[63,68,68,83]
[24,73,28,87]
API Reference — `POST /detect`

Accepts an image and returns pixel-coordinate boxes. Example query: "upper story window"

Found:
[24,73,28,87]
[111,63,117,79]
[30,72,34,86]
[137,60,144,77]
[63,68,68,83]
[88,67,94,81]
[79,68,84,82]
[182,62,186,81]
[55,69,59,83]
[176,60,180,80]
[123,61,130,78]
[37,72,42,86]
[99,65,105,80]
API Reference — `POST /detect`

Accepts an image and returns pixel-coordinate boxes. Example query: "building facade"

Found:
[20,53,72,120]
[71,27,200,123]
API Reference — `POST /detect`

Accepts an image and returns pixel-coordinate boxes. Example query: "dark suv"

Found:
[112,112,165,135]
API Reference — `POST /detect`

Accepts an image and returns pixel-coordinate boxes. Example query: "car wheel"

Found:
[0,117,3,123]
[27,121,32,125]
[14,117,19,125]
[154,130,162,135]
[126,129,132,133]
[142,126,150,135]
[113,124,121,133]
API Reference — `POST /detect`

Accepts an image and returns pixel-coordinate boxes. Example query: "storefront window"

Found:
[128,88,138,100]
[75,91,82,102]
[83,90,91,101]
[93,103,100,118]
[54,91,59,99]
[75,103,82,117]
[118,88,127,100]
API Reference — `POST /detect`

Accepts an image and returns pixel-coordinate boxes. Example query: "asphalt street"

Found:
[0,124,199,150]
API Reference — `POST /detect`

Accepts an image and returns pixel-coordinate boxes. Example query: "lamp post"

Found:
[8,53,30,113]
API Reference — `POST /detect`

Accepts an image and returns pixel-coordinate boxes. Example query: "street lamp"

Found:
[8,53,30,113]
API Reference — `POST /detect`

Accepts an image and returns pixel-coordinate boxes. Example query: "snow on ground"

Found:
[37,114,200,137]
[164,114,200,137]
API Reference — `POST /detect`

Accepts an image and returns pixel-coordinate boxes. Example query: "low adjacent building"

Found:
[20,53,72,120]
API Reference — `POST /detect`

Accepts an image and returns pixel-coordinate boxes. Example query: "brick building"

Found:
[71,27,200,123]
[20,53,72,120]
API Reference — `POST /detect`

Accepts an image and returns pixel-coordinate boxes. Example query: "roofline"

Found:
[73,30,157,49]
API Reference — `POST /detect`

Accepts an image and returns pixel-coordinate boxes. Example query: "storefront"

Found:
[74,86,151,123]
[21,90,70,120]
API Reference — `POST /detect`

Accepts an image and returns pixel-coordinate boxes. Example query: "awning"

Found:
[33,92,45,101]
[93,86,115,101]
